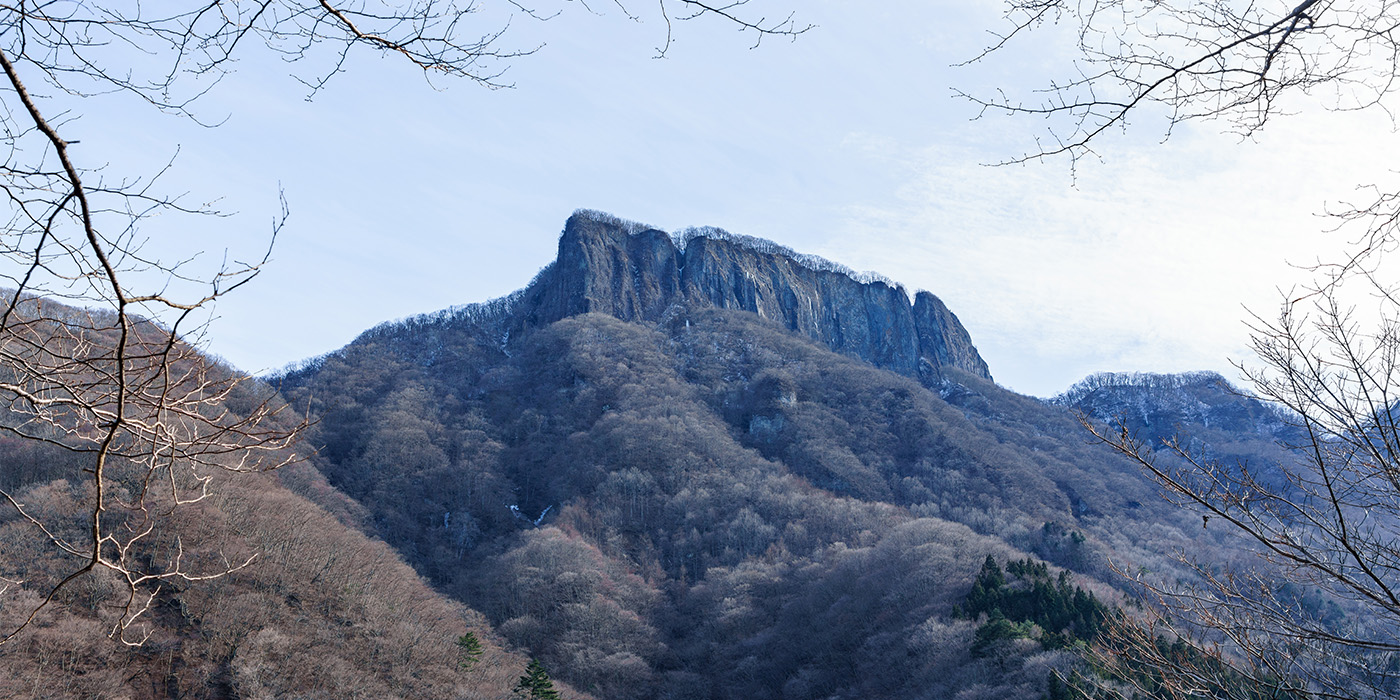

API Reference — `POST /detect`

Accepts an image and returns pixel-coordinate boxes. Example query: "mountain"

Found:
[482,210,987,383]
[1052,370,1301,488]
[272,211,1260,700]
[1053,371,1296,444]
[4,211,1312,699]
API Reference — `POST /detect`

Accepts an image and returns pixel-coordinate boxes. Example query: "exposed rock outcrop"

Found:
[913,291,991,381]
[521,215,682,325]
[515,210,992,384]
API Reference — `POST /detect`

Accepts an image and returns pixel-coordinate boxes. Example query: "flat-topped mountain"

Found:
[4,210,1336,700]
[513,211,991,383]
[315,210,991,386]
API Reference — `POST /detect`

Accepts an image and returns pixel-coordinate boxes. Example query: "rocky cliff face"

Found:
[515,210,992,383]
[913,291,991,381]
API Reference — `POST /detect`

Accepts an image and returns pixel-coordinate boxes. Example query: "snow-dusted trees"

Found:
[672,224,900,289]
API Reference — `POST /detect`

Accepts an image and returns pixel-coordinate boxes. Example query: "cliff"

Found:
[514,210,992,383]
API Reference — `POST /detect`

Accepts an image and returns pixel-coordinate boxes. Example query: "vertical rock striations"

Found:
[513,210,994,384]
[518,213,681,326]
[913,291,991,381]
[678,235,925,378]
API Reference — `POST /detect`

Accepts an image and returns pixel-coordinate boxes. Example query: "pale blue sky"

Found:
[54,0,1400,397]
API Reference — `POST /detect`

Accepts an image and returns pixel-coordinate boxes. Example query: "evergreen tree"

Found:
[960,556,1110,650]
[979,554,1005,589]
[515,658,562,700]
[455,631,484,670]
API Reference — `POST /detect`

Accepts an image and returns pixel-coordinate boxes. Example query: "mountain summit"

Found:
[7,212,1306,700]
[508,210,991,383]
[1052,371,1296,444]
[321,211,991,386]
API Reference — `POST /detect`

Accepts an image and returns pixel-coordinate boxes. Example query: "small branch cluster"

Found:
[962,0,1400,166]
[651,0,811,55]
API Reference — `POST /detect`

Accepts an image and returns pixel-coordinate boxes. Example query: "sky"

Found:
[44,0,1400,397]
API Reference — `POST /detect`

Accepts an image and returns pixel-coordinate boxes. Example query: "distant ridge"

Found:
[1054,370,1296,442]
[1051,371,1234,407]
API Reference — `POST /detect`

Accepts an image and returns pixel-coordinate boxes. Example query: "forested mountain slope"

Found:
[0,305,582,700]
[1053,371,1302,493]
[1,212,1316,699]
[273,211,1274,699]
[0,464,553,700]
[1055,371,1297,448]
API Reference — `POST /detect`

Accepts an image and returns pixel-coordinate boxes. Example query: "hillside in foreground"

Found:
[0,304,586,700]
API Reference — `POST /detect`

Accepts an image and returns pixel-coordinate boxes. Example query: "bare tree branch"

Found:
[0,0,803,647]
[963,0,1400,166]
[1073,295,1400,698]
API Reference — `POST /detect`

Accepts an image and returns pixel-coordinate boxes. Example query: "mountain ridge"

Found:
[520,210,992,383]
[282,210,991,386]
[4,212,1319,700]
[1053,370,1297,443]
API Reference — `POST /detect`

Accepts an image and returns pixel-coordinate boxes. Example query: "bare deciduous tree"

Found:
[967,1,1400,696]
[0,0,803,645]
[1076,287,1400,698]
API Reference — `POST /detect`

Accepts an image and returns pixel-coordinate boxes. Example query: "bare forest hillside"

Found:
[0,304,589,700]
[267,212,1295,700]
[0,211,1312,699]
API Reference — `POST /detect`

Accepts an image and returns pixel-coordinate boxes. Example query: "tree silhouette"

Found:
[970,1,1400,696]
